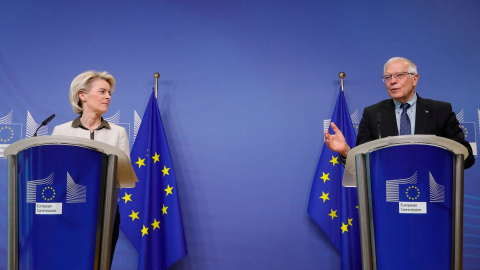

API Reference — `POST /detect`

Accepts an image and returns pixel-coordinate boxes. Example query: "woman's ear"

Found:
[78,91,86,101]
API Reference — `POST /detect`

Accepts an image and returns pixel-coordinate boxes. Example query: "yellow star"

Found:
[328,209,338,220]
[162,165,170,177]
[341,222,349,234]
[348,218,353,226]
[141,225,149,237]
[122,192,132,204]
[151,219,161,230]
[329,156,339,167]
[320,172,330,183]
[152,152,160,163]
[135,157,146,168]
[164,185,174,196]
[319,191,330,203]
[129,210,139,221]
[162,204,168,215]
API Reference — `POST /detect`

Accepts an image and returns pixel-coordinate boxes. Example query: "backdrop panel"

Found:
[1,1,479,269]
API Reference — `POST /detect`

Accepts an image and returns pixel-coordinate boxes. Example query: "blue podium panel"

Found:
[16,145,106,270]
[368,144,453,270]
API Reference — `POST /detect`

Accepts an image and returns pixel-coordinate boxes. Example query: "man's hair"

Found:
[383,57,417,74]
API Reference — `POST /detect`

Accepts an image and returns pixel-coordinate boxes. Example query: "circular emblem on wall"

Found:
[0,126,15,143]
[459,124,468,138]
[42,186,56,201]
[405,185,420,201]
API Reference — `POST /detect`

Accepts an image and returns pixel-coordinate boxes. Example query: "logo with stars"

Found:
[458,122,477,156]
[405,186,420,200]
[0,126,15,143]
[0,124,23,158]
[0,111,23,158]
[42,186,56,201]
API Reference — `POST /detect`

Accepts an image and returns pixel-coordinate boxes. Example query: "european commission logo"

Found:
[0,111,22,158]
[27,171,87,215]
[104,110,131,144]
[386,171,445,214]
[323,109,360,141]
[460,122,476,156]
[26,110,49,137]
[350,109,360,134]
[456,109,477,157]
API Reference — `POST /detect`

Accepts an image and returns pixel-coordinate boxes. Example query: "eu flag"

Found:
[307,87,362,269]
[119,90,187,270]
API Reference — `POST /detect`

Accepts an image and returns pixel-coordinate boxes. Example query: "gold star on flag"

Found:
[129,210,140,221]
[319,191,330,203]
[341,222,349,234]
[348,218,353,226]
[151,219,161,230]
[328,209,338,220]
[164,185,174,196]
[162,165,170,177]
[329,156,339,167]
[122,192,132,203]
[320,172,330,183]
[136,157,146,168]
[162,204,168,215]
[141,225,149,237]
[152,152,160,163]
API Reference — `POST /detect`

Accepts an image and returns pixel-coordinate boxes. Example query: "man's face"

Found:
[384,60,418,103]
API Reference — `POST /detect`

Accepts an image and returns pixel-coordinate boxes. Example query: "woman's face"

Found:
[79,79,111,116]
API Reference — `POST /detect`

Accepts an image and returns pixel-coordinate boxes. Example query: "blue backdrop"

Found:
[1,1,479,269]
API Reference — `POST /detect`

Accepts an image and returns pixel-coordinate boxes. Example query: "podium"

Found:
[343,135,469,270]
[4,136,137,270]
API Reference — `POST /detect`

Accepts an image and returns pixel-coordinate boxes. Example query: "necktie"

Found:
[400,103,411,135]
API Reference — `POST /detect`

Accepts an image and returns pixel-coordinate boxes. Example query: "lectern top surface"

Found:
[342,135,469,187]
[4,135,137,188]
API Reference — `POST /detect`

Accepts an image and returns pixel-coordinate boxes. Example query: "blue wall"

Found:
[1,1,479,269]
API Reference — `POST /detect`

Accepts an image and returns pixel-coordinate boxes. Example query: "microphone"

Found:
[376,112,382,139]
[33,114,55,137]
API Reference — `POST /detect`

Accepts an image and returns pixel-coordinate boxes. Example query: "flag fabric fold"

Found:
[307,87,362,269]
[120,90,187,270]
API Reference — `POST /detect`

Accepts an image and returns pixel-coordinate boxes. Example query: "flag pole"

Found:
[339,72,345,92]
[154,72,160,100]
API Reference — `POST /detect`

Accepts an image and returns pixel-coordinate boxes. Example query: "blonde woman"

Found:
[53,70,129,264]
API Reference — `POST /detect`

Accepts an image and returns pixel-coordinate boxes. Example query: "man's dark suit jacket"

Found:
[356,94,475,169]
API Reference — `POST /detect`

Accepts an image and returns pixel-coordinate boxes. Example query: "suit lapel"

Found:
[381,100,398,137]
[415,95,431,134]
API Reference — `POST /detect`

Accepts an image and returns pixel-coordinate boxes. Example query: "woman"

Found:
[52,70,129,264]
[53,70,129,155]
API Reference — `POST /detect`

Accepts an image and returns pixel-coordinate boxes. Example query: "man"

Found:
[325,57,475,169]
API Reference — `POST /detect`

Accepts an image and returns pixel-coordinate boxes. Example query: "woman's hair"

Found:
[69,70,116,114]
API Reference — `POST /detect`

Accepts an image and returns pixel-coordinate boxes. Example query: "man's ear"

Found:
[412,74,419,86]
